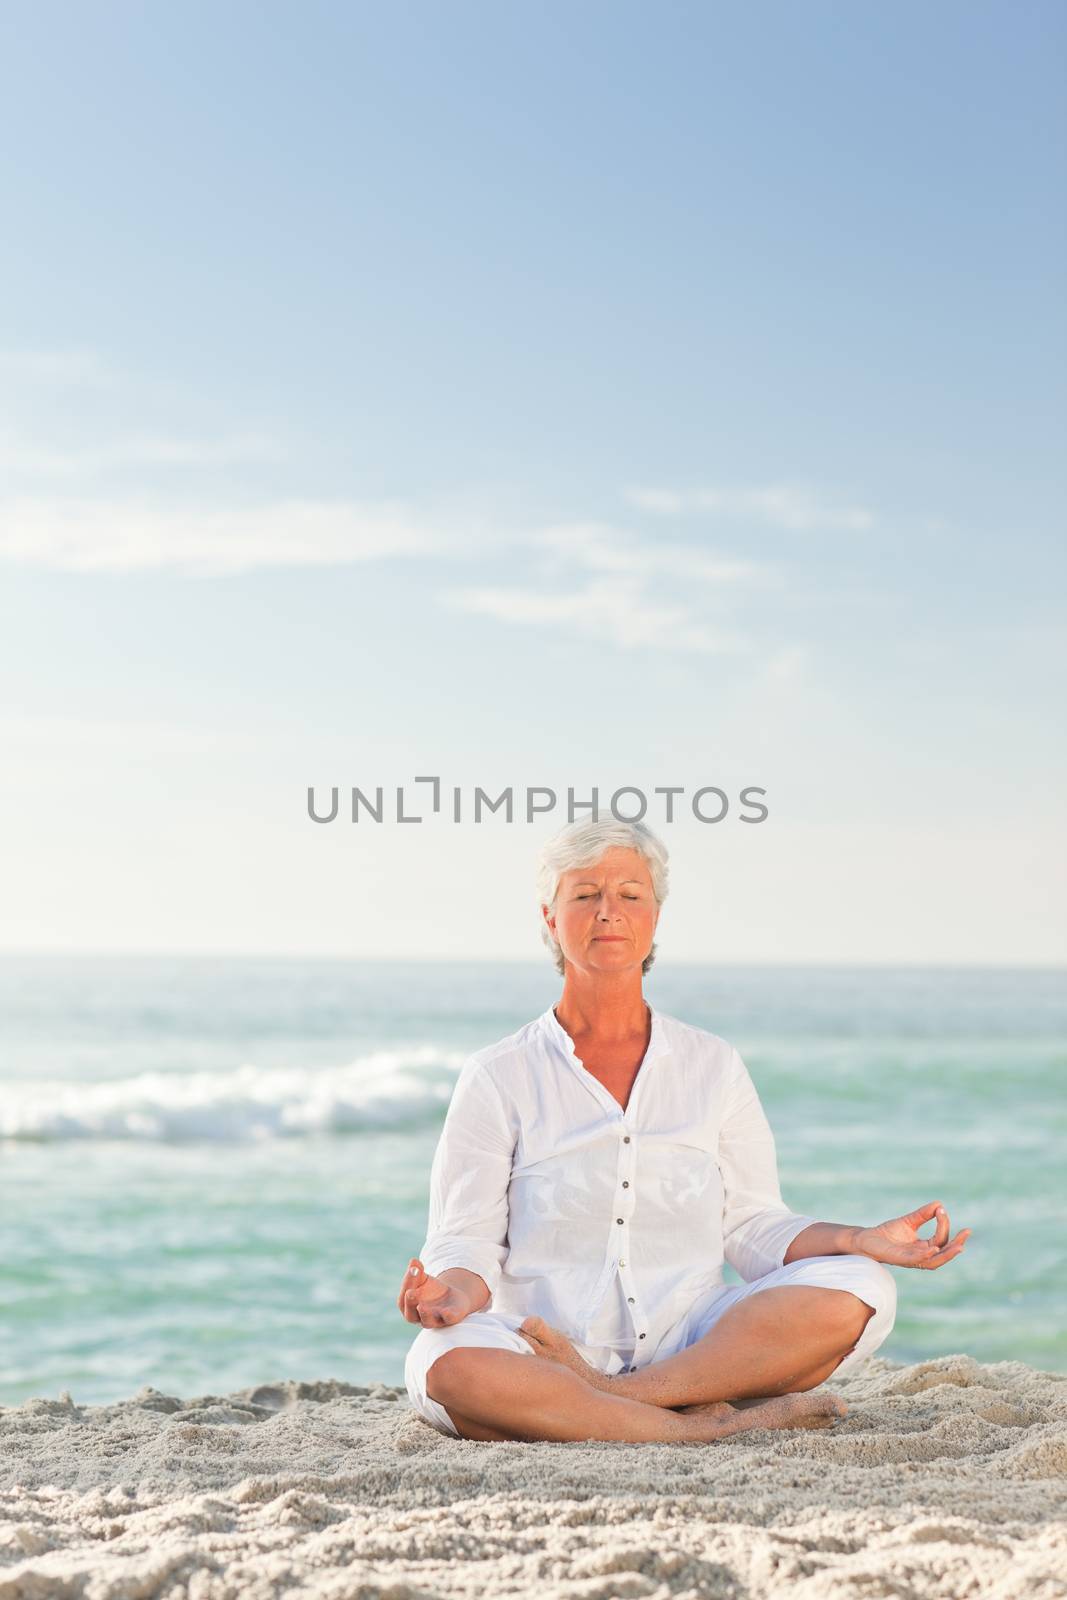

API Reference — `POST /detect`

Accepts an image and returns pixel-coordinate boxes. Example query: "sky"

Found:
[0,0,1064,964]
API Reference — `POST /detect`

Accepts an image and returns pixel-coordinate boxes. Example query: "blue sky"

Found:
[1,1,1063,962]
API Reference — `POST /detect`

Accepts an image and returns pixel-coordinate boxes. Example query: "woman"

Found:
[399,815,970,1444]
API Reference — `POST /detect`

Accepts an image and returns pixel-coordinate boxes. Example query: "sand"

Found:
[1,1353,1065,1600]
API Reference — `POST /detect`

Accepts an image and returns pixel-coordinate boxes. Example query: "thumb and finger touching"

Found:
[398,1257,449,1323]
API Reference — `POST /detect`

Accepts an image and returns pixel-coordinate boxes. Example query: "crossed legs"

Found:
[426,1284,872,1442]
[592,1284,877,1408]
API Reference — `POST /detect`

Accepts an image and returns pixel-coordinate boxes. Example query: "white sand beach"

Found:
[1,1353,1065,1599]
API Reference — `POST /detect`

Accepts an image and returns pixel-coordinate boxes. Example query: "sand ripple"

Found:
[0,1357,1064,1599]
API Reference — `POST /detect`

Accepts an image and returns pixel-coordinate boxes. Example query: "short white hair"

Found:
[536,812,670,976]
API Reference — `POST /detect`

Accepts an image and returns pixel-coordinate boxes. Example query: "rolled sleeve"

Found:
[718,1046,818,1282]
[418,1056,514,1303]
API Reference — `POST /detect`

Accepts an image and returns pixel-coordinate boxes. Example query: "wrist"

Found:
[839,1224,868,1255]
[438,1267,491,1313]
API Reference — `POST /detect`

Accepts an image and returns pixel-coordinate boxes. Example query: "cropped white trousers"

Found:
[404,1253,897,1437]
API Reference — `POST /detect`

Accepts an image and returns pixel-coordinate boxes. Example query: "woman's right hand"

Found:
[396,1258,473,1327]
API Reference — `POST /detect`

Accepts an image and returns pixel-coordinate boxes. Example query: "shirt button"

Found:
[619,1258,626,1266]
[627,1296,635,1304]
[639,1332,646,1339]
[623,1135,631,1143]
[616,1217,624,1225]
[622,1180,629,1188]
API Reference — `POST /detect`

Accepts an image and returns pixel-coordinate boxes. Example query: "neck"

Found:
[554,972,650,1041]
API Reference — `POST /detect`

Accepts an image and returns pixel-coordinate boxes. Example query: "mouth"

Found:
[593,936,628,942]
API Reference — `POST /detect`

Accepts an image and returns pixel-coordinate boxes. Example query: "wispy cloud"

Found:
[0,432,279,477]
[436,519,770,653]
[0,349,448,573]
[530,521,770,583]
[439,571,752,654]
[0,347,281,479]
[0,498,449,574]
[625,483,875,531]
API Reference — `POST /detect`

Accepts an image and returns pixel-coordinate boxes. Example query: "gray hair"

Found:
[536,812,670,976]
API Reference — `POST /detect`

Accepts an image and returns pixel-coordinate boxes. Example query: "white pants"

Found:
[404,1253,897,1438]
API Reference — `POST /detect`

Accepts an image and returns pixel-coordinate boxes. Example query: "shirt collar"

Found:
[542,999,670,1068]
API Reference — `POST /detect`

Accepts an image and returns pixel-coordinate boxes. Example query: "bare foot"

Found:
[680,1390,848,1437]
[516,1319,849,1439]
[673,1398,737,1423]
[517,1316,612,1388]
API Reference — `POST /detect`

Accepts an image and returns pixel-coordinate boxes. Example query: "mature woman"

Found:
[399,815,970,1444]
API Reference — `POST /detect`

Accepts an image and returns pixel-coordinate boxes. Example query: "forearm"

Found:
[438,1266,492,1313]
[783,1221,865,1264]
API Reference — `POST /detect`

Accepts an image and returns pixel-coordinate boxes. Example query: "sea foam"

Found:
[0,1046,466,1142]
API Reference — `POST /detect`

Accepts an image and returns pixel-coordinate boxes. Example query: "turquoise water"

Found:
[1,957,1064,1405]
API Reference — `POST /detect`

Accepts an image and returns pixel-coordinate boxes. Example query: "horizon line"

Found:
[1,948,1064,973]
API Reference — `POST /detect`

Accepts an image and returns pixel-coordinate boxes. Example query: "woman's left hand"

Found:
[853,1201,971,1269]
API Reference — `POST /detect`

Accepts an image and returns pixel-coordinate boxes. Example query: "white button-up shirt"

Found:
[417,1002,818,1372]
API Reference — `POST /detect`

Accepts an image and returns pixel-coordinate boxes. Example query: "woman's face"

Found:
[544,846,659,975]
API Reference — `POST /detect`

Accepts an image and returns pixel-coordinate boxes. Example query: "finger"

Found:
[403,1263,446,1322]
[406,1289,442,1324]
[898,1241,939,1266]
[934,1207,950,1248]
[399,1260,425,1321]
[922,1234,970,1268]
[398,1258,421,1298]
[402,1288,428,1323]
[918,1227,967,1256]
[907,1200,944,1228]
[894,1238,935,1259]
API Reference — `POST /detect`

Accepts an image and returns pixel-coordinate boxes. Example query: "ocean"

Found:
[2,957,1064,1406]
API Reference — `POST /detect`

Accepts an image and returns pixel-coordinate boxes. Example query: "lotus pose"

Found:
[400,814,970,1443]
